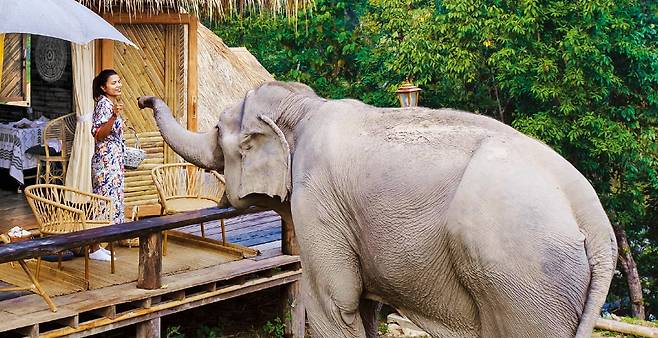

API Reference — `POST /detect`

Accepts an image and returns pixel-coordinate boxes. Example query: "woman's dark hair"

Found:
[92,69,118,100]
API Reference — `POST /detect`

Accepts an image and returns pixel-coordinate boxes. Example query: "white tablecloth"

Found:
[0,121,45,184]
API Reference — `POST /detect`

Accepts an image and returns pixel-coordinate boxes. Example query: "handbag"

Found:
[124,126,146,170]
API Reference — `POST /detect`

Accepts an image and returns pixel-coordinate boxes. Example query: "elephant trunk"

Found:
[138,96,224,170]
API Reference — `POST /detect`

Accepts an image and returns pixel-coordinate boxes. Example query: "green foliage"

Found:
[195,324,226,338]
[354,0,440,106]
[378,321,389,334]
[210,0,367,99]
[262,317,285,338]
[166,325,185,338]
[212,0,658,317]
[167,323,227,338]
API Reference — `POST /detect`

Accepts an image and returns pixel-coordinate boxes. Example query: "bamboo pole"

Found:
[187,16,198,132]
[595,318,658,337]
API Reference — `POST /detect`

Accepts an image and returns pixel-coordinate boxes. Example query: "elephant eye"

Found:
[240,133,254,150]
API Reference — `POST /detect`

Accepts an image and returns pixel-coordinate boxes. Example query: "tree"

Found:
[210,0,367,99]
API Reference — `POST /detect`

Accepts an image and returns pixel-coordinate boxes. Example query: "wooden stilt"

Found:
[136,317,160,338]
[16,324,39,338]
[283,281,305,338]
[137,232,162,290]
[281,219,305,338]
[200,222,205,238]
[57,252,62,270]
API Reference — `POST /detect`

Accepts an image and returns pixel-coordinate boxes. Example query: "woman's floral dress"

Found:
[91,95,125,224]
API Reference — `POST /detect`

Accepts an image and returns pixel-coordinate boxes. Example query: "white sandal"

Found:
[89,248,111,262]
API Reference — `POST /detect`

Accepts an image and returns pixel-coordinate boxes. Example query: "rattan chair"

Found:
[24,184,116,289]
[35,113,76,185]
[151,163,226,255]
[0,234,57,312]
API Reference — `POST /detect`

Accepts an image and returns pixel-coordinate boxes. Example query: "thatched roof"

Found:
[78,0,312,19]
[197,23,274,131]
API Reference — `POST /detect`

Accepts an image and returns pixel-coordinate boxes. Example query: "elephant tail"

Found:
[574,204,618,338]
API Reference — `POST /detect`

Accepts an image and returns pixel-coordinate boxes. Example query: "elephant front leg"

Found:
[292,182,378,337]
[301,260,369,338]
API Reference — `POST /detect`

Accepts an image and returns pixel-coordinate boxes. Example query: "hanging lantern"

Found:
[395,79,422,107]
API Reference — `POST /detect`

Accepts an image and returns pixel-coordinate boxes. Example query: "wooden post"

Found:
[137,232,162,290]
[187,16,198,132]
[94,40,103,74]
[281,218,300,256]
[100,39,114,70]
[136,317,161,338]
[164,25,183,164]
[281,219,305,338]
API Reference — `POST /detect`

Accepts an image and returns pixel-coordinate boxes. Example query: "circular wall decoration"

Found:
[35,37,68,83]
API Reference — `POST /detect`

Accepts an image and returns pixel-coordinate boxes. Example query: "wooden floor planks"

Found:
[0,188,290,336]
[0,255,300,333]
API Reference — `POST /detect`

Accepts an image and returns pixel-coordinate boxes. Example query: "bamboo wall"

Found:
[113,24,186,207]
[0,34,25,101]
[124,130,165,206]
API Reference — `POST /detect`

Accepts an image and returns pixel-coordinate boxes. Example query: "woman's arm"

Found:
[94,113,118,141]
[93,102,123,142]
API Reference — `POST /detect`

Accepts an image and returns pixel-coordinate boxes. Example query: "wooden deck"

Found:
[0,187,292,337]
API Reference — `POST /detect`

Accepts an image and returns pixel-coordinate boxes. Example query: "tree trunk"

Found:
[613,224,645,319]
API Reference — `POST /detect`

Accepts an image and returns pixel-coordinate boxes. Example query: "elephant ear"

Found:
[237,114,291,202]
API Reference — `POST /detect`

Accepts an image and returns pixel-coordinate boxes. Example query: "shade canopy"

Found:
[0,0,136,46]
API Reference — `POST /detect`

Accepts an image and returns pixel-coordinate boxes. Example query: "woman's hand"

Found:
[113,102,124,118]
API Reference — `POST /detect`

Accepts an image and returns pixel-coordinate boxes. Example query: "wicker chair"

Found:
[0,234,57,312]
[35,113,76,185]
[24,184,116,289]
[151,163,226,255]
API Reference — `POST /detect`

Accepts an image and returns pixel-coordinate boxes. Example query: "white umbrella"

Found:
[0,0,136,46]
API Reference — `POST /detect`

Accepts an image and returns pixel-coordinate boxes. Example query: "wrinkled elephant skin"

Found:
[139,81,617,338]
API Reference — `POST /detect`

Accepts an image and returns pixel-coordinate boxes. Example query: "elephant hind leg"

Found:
[465,268,585,338]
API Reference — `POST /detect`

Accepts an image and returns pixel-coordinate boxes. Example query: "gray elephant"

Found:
[138,81,617,338]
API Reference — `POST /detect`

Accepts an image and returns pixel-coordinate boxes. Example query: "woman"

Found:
[90,69,125,261]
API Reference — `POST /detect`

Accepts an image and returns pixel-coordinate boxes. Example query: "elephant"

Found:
[138,81,617,338]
